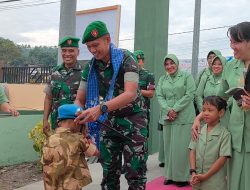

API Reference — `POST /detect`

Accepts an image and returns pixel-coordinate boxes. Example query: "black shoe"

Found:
[159,163,165,167]
[175,181,189,187]
[164,179,174,185]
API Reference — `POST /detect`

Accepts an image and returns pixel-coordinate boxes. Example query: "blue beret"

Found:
[57,104,83,121]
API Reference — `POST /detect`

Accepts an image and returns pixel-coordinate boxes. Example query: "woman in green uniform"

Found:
[195,55,230,127]
[196,50,222,87]
[192,21,250,190]
[156,54,196,187]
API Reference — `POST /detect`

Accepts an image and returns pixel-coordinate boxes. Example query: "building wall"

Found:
[0,84,45,166]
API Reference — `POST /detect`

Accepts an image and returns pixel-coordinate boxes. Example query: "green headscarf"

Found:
[163,54,179,76]
[207,49,222,59]
[211,55,226,67]
[211,55,226,80]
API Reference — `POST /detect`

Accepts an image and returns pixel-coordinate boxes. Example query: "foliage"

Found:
[0,37,58,66]
[28,46,58,66]
[0,37,22,64]
[28,121,47,157]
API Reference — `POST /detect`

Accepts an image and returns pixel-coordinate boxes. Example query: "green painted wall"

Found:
[134,0,170,154]
[0,112,43,166]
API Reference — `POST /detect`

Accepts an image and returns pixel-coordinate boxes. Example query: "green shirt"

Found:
[189,124,231,190]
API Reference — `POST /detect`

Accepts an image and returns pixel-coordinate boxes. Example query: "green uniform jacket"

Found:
[46,62,83,129]
[217,59,250,152]
[156,70,196,125]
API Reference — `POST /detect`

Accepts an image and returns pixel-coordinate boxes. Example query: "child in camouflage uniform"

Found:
[41,104,99,190]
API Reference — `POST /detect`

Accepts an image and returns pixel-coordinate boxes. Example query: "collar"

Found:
[58,61,82,71]
[55,127,72,134]
[200,123,223,142]
[233,59,244,69]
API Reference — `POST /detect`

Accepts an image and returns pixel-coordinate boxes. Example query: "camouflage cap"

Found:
[59,36,80,48]
[57,104,83,121]
[134,50,144,59]
[82,21,109,44]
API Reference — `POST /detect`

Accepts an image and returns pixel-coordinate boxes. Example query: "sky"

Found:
[0,0,250,60]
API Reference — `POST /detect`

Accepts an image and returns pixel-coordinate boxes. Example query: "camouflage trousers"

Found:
[99,112,148,190]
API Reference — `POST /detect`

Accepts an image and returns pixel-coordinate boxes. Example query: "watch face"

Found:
[101,104,108,113]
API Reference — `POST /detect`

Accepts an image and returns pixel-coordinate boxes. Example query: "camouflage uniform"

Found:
[81,50,148,190]
[41,127,92,190]
[139,68,155,136]
[44,63,82,129]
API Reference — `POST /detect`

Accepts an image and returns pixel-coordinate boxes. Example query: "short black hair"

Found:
[203,95,227,111]
[227,21,250,42]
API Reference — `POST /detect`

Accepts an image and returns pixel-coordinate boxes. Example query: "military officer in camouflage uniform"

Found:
[42,104,99,190]
[43,36,83,134]
[134,50,155,137]
[74,21,148,190]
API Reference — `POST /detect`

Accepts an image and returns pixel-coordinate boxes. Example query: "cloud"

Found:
[17,29,58,46]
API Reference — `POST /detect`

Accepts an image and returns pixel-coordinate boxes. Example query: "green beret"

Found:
[134,50,144,59]
[59,36,80,48]
[82,21,109,44]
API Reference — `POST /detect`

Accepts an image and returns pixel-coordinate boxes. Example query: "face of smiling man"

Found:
[61,47,79,68]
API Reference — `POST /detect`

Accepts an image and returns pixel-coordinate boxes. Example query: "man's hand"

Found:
[43,119,51,137]
[75,106,102,124]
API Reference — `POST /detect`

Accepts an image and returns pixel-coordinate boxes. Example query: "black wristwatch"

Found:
[100,102,108,113]
[190,169,197,175]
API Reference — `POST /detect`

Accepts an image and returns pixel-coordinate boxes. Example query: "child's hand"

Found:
[190,173,200,185]
[93,149,100,157]
[192,174,207,183]
[85,139,99,157]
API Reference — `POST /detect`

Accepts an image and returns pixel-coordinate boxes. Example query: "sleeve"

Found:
[172,73,196,112]
[147,72,155,90]
[188,139,197,150]
[0,86,8,104]
[123,51,139,83]
[79,136,97,157]
[43,84,52,96]
[195,75,208,112]
[219,130,232,157]
[156,76,172,113]
[216,66,230,98]
[78,80,87,91]
[196,68,205,87]
[81,62,91,82]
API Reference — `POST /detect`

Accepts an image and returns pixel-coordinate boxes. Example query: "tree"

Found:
[28,46,58,66]
[0,37,21,64]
